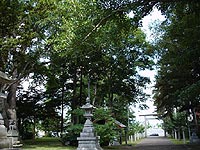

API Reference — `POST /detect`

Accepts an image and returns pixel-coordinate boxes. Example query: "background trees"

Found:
[0,0,56,128]
[153,0,200,138]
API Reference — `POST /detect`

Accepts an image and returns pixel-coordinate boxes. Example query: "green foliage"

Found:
[154,1,200,117]
[71,108,84,117]
[95,121,117,146]
[42,0,154,127]
[0,0,51,73]
[1,0,161,140]
[162,112,187,135]
[61,124,83,146]
[94,107,113,120]
[94,108,118,146]
[129,121,145,135]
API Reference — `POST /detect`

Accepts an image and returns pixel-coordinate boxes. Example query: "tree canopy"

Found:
[2,0,198,142]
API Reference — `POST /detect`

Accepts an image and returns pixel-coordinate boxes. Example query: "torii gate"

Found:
[139,114,158,138]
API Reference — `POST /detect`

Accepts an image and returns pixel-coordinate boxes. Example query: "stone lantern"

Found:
[77,79,103,150]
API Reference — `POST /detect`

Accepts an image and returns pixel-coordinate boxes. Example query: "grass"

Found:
[169,138,189,145]
[127,138,143,145]
[22,137,76,150]
[22,137,200,150]
[169,137,200,150]
[22,137,137,150]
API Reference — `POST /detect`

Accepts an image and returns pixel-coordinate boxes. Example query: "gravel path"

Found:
[104,136,200,150]
[135,136,189,150]
[117,137,200,150]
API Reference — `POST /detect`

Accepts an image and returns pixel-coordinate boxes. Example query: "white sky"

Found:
[133,8,165,128]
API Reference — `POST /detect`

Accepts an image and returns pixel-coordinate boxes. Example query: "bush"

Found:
[61,124,83,146]
[95,121,118,146]
[94,108,118,146]
[22,132,34,139]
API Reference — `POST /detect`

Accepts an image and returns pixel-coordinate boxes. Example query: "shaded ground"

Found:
[105,136,200,150]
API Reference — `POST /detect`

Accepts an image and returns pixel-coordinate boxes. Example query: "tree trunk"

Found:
[108,66,113,109]
[6,81,18,128]
[7,82,17,110]
[61,83,64,137]
[33,113,36,140]
[79,67,83,106]
[71,70,78,124]
[92,83,97,105]
[78,67,83,123]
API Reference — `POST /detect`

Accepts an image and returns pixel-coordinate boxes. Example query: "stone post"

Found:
[144,116,147,138]
[182,127,186,144]
[174,129,177,139]
[134,133,136,141]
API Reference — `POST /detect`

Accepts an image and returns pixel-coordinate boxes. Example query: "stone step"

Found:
[13,143,23,148]
[1,149,21,150]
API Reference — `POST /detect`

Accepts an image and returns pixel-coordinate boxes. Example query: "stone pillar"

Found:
[130,135,133,142]
[178,128,181,140]
[77,97,103,150]
[190,128,200,143]
[174,129,177,139]
[134,133,136,141]
[182,128,186,144]
[0,94,10,148]
[144,116,147,138]
[164,129,167,137]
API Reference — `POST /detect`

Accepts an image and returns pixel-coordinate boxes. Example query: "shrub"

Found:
[61,124,83,146]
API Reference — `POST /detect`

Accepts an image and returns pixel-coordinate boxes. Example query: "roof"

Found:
[139,114,158,117]
[114,120,126,128]
[0,71,14,84]
[93,119,126,128]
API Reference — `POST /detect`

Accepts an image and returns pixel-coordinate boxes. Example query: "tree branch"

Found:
[83,0,177,42]
[83,8,125,42]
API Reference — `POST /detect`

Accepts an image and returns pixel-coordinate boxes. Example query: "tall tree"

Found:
[154,1,200,118]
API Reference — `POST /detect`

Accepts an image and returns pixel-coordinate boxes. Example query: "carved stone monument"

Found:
[188,108,200,143]
[0,71,12,148]
[0,71,22,149]
[0,99,10,148]
[77,97,103,150]
[7,118,20,148]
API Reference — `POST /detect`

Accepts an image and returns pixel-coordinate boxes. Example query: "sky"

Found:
[132,8,165,132]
